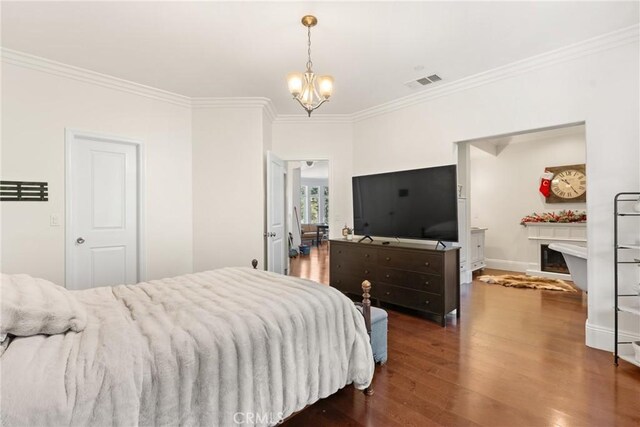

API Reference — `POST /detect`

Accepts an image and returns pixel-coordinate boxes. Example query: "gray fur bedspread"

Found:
[0,268,374,426]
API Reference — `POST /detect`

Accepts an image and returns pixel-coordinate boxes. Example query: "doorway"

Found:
[287,160,330,283]
[456,122,586,285]
[65,130,144,289]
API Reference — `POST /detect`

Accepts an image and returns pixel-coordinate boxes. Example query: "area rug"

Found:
[477,274,577,292]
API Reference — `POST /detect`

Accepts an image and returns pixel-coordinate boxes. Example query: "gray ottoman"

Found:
[357,305,388,364]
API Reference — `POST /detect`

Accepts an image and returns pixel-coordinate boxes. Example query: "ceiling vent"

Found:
[404,74,442,89]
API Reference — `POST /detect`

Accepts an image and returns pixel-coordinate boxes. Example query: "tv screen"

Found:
[352,165,458,242]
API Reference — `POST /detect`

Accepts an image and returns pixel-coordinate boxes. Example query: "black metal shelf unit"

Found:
[614,192,640,367]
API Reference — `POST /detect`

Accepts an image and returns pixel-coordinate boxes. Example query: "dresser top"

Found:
[330,239,460,252]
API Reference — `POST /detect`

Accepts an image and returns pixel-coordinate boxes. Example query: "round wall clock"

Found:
[546,164,586,203]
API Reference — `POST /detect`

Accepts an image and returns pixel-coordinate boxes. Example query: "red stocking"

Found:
[539,172,554,198]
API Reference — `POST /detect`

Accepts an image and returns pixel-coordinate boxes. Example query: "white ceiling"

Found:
[300,161,329,179]
[470,123,585,156]
[2,1,638,115]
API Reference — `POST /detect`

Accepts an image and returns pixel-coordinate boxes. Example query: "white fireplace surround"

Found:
[524,222,587,280]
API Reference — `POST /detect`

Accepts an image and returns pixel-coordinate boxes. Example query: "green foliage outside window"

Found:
[300,186,306,223]
[309,187,319,224]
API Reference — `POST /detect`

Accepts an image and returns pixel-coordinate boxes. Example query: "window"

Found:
[299,186,306,223]
[309,187,319,224]
[300,184,329,224]
[323,186,329,223]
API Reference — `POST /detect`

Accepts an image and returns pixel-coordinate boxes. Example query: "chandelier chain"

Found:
[306,25,313,72]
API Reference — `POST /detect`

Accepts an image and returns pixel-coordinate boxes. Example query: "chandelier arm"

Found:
[294,96,312,112]
[310,98,328,112]
[311,83,321,102]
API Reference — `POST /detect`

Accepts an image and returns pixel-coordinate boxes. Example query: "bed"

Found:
[0,267,374,426]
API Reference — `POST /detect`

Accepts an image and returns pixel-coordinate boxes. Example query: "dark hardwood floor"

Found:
[286,245,640,426]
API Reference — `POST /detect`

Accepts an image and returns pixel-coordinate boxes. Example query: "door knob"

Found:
[76,237,85,244]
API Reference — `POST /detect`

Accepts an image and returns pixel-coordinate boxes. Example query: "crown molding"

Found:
[2,23,638,123]
[273,114,354,125]
[351,24,640,122]
[190,97,272,109]
[190,97,278,122]
[1,48,192,108]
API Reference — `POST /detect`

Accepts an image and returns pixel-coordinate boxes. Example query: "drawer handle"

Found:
[385,257,390,261]
[365,254,370,258]
[385,291,391,296]
[337,264,341,268]
[364,270,369,275]
[424,262,430,266]
[338,250,342,254]
[386,274,390,278]
[424,281,430,286]
[425,300,430,305]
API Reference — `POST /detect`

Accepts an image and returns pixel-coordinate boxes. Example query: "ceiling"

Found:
[470,123,585,156]
[300,161,329,180]
[2,1,638,115]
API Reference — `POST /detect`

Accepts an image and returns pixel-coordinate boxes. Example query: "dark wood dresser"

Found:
[329,239,460,326]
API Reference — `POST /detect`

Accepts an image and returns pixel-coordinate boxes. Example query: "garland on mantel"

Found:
[520,210,587,225]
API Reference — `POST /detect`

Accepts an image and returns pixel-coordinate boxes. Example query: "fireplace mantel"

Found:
[524,222,586,280]
[525,222,586,243]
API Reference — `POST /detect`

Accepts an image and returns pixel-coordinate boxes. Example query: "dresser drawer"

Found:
[330,257,376,278]
[330,273,364,295]
[380,250,443,275]
[377,267,442,294]
[342,245,377,264]
[372,283,443,314]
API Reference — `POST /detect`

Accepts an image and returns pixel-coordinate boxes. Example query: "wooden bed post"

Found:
[361,280,374,396]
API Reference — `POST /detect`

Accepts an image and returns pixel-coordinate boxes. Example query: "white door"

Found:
[66,131,140,289]
[266,151,286,274]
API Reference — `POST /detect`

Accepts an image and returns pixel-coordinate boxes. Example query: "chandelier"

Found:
[286,15,334,117]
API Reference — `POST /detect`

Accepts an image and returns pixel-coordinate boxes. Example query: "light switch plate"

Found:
[50,214,60,227]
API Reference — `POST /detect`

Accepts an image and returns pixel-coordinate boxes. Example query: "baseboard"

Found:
[586,319,640,352]
[484,258,531,273]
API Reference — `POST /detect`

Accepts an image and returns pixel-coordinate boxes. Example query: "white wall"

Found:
[192,106,267,272]
[469,128,586,271]
[271,121,354,240]
[300,177,329,188]
[286,163,302,247]
[352,41,639,350]
[1,62,193,285]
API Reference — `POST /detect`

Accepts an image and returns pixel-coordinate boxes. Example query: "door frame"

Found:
[64,129,146,288]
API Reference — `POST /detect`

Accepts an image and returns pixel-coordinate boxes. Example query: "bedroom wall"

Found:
[351,39,639,351]
[286,163,302,247]
[469,127,586,272]
[192,105,268,272]
[0,61,193,285]
[271,121,354,240]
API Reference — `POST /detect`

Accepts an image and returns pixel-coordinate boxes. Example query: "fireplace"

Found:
[540,244,569,274]
[525,222,586,280]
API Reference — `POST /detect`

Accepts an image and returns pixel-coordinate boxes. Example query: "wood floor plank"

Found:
[286,249,640,426]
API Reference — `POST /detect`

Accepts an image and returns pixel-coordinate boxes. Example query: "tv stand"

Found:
[358,235,373,243]
[329,239,460,326]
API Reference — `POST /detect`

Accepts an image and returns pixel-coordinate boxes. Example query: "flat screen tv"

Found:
[352,165,458,242]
